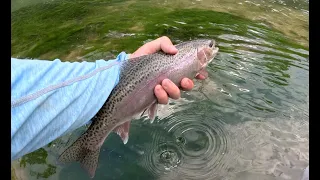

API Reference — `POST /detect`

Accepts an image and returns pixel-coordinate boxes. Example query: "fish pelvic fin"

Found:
[58,135,101,178]
[140,102,158,123]
[113,121,131,144]
[148,102,158,123]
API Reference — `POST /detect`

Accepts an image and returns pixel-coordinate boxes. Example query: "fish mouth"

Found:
[207,40,219,64]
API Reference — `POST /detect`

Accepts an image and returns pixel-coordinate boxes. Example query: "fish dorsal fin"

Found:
[113,121,131,144]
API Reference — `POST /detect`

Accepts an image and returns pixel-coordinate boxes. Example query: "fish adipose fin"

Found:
[58,135,101,178]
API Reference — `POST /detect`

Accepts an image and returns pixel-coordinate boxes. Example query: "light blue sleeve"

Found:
[11,52,130,160]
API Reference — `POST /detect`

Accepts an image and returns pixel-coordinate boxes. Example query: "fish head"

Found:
[177,39,219,68]
[193,39,219,69]
[175,39,219,78]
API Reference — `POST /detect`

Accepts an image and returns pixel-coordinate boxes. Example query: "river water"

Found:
[11,0,309,179]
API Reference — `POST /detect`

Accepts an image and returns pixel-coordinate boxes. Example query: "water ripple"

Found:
[139,111,242,179]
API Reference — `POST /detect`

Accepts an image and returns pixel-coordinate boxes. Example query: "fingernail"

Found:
[173,47,178,53]
[170,47,178,53]
[155,85,162,92]
[181,79,188,87]
[185,78,193,86]
[162,79,170,89]
[162,80,168,89]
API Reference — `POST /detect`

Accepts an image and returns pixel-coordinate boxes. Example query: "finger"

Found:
[144,36,178,55]
[162,79,180,99]
[132,36,178,58]
[195,68,208,80]
[195,74,207,80]
[130,51,146,59]
[180,78,194,91]
[154,85,169,104]
[159,36,178,54]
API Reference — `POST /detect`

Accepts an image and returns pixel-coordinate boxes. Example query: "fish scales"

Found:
[58,39,219,178]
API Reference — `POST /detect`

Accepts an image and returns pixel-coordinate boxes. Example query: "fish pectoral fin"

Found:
[113,121,131,144]
[140,102,158,123]
[196,68,209,78]
[80,147,101,179]
[148,102,158,123]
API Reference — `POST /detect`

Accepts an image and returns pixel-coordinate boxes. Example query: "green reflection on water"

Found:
[11,0,307,61]
[17,148,56,179]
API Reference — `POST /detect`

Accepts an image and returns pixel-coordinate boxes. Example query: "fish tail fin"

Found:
[58,135,101,178]
[80,147,101,178]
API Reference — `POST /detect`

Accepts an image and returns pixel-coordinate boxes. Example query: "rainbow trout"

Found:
[58,39,219,178]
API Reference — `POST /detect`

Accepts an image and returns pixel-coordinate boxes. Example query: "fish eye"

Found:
[209,40,214,48]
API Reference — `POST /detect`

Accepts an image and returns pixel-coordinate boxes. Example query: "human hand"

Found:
[130,36,207,104]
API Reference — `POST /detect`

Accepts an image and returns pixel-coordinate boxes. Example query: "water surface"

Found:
[11,0,309,179]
